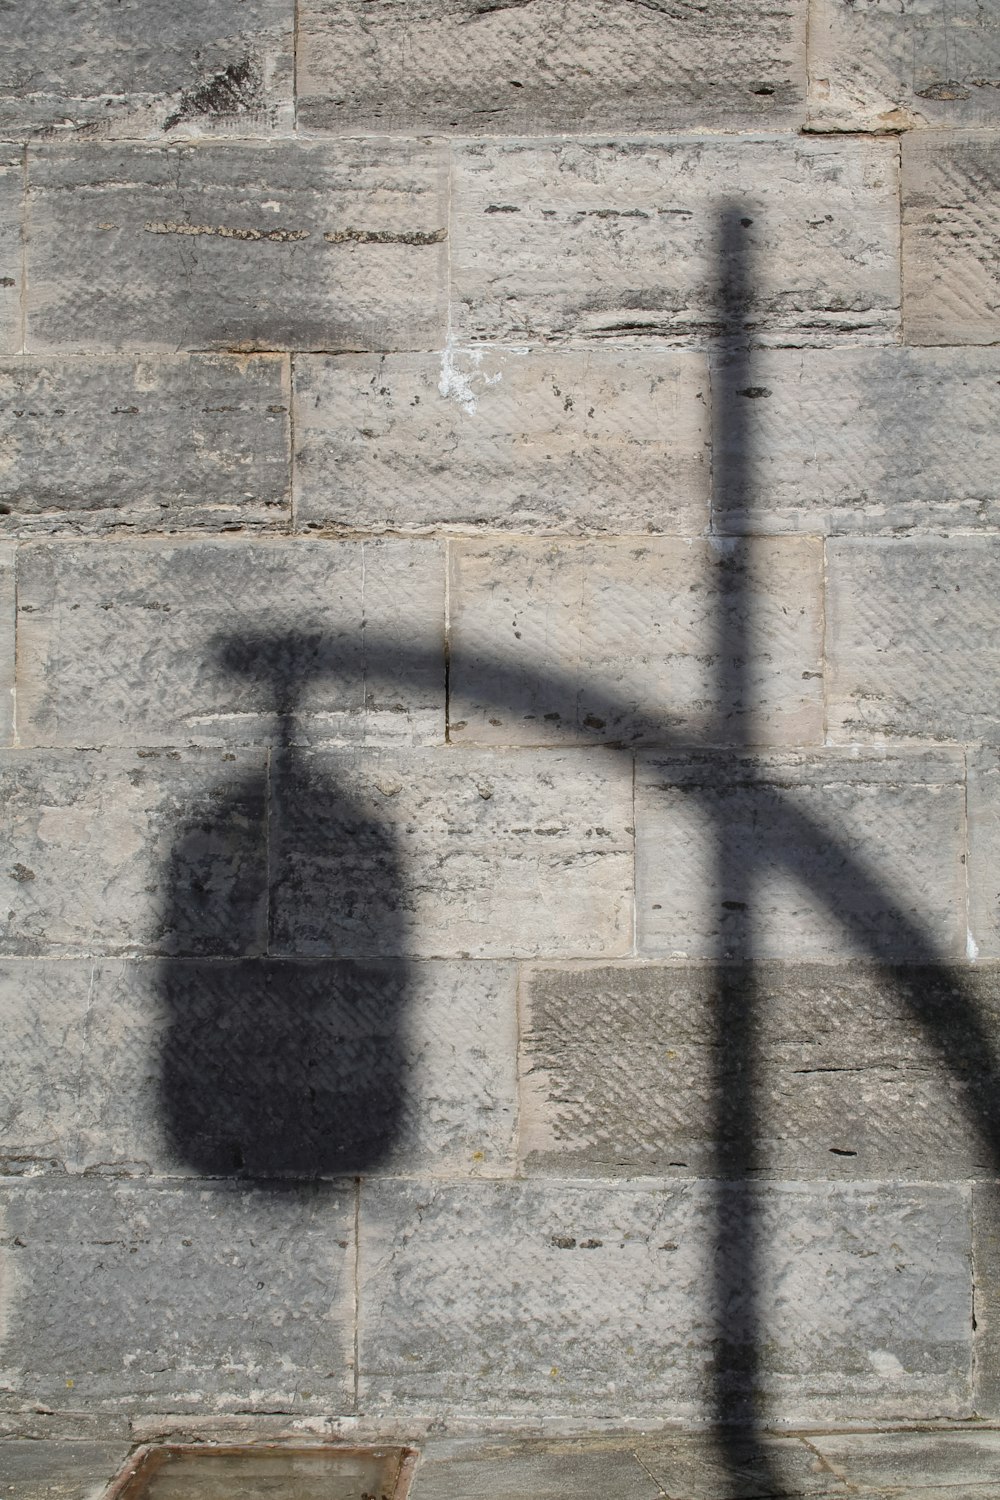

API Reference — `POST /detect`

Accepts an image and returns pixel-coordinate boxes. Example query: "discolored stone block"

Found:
[0,1440,132,1500]
[0,148,22,356]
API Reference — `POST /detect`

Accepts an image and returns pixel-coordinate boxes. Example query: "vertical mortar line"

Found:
[19,143,28,355]
[444,537,452,743]
[896,133,906,346]
[971,1178,980,1405]
[353,1175,361,1411]
[287,353,297,533]
[512,961,526,1175]
[264,744,272,956]
[820,536,829,746]
[964,745,976,962]
[292,0,301,132]
[10,542,18,747]
[630,752,638,957]
[706,350,716,537]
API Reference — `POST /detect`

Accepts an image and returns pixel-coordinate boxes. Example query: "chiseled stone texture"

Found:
[826,537,1000,745]
[808,0,1000,133]
[293,349,710,537]
[451,137,900,345]
[0,0,293,139]
[16,538,445,747]
[0,748,267,957]
[0,356,290,534]
[0,1177,354,1412]
[0,546,12,745]
[0,1441,132,1500]
[269,747,633,960]
[635,749,967,961]
[711,346,1000,534]
[0,149,22,356]
[25,142,448,354]
[296,0,807,135]
[902,130,1000,345]
[358,1178,972,1419]
[968,749,1000,961]
[519,962,1000,1179]
[448,537,823,748]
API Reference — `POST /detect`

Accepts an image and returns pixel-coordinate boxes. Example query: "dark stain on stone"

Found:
[10,864,35,882]
[738,386,772,399]
[324,227,448,246]
[164,55,264,131]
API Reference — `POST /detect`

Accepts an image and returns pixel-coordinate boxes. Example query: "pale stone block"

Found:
[967,749,1000,960]
[0,1178,354,1411]
[903,130,1000,344]
[26,142,448,353]
[297,0,807,135]
[269,747,633,960]
[635,750,967,961]
[293,349,710,537]
[0,545,12,744]
[407,1438,663,1500]
[0,1441,132,1500]
[810,1430,1000,1492]
[973,1180,1000,1413]
[16,538,445,747]
[451,137,900,345]
[0,355,290,534]
[448,537,823,747]
[809,0,1000,132]
[0,148,22,355]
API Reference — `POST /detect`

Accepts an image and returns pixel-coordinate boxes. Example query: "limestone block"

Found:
[296,0,807,135]
[0,356,290,534]
[0,1178,354,1411]
[0,0,293,138]
[0,748,267,956]
[809,1430,1000,1492]
[293,349,710,537]
[269,747,632,960]
[25,142,448,353]
[711,347,1000,534]
[826,537,1000,745]
[358,1178,972,1419]
[973,1180,1000,1413]
[0,1441,132,1500]
[809,0,1000,132]
[16,538,445,747]
[0,545,12,744]
[0,149,22,355]
[967,749,1000,960]
[635,750,967,961]
[448,537,823,747]
[902,131,1000,344]
[451,137,900,345]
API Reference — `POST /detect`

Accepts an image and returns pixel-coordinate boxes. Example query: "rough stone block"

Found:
[407,1437,663,1500]
[0,546,12,745]
[0,1178,354,1412]
[0,748,267,957]
[0,1440,132,1499]
[0,149,22,356]
[451,137,899,345]
[809,1429,1000,1492]
[358,1178,972,1419]
[968,749,1000,962]
[809,0,1000,132]
[903,131,1000,344]
[448,537,823,747]
[296,0,807,135]
[0,0,293,138]
[269,747,632,960]
[293,349,710,537]
[635,750,967,961]
[826,537,1000,745]
[16,538,445,747]
[711,346,1000,533]
[0,355,289,534]
[973,1179,1000,1413]
[25,142,448,353]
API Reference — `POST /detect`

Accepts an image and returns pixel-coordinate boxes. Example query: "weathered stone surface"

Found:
[407,1437,663,1500]
[810,1429,1000,1492]
[0,356,290,534]
[711,346,1000,533]
[297,0,807,135]
[448,538,822,747]
[0,149,21,357]
[635,750,967,961]
[0,749,267,957]
[826,537,1000,745]
[293,349,710,537]
[973,1179,1000,1413]
[519,961,1000,1178]
[0,1440,132,1499]
[117,1446,413,1500]
[25,142,448,353]
[902,131,1000,344]
[451,137,900,345]
[16,539,445,747]
[969,749,1000,962]
[0,546,12,746]
[0,1178,354,1411]
[358,1178,972,1418]
[270,747,632,959]
[0,0,293,139]
[809,0,1000,132]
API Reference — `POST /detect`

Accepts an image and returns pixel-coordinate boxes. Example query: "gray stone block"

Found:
[0,547,12,746]
[296,0,807,135]
[0,748,267,957]
[0,0,293,138]
[973,1179,1000,1413]
[903,131,1000,345]
[0,149,21,357]
[968,749,1000,961]
[0,1440,132,1499]
[358,1178,972,1419]
[407,1437,663,1500]
[809,1429,1000,1492]
[826,537,1000,745]
[25,142,448,353]
[269,747,632,959]
[635,750,967,961]
[16,538,445,747]
[711,346,1000,534]
[0,1177,354,1412]
[448,537,822,747]
[809,0,1000,132]
[451,137,899,345]
[0,356,290,534]
[293,349,710,537]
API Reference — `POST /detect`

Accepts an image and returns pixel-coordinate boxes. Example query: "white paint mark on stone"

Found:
[967,928,980,963]
[868,1350,905,1379]
[438,342,479,415]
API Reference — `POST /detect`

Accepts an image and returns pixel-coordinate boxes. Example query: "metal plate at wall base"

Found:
[107,1445,417,1500]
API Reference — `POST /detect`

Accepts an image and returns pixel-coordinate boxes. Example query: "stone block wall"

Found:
[1,0,1000,1439]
